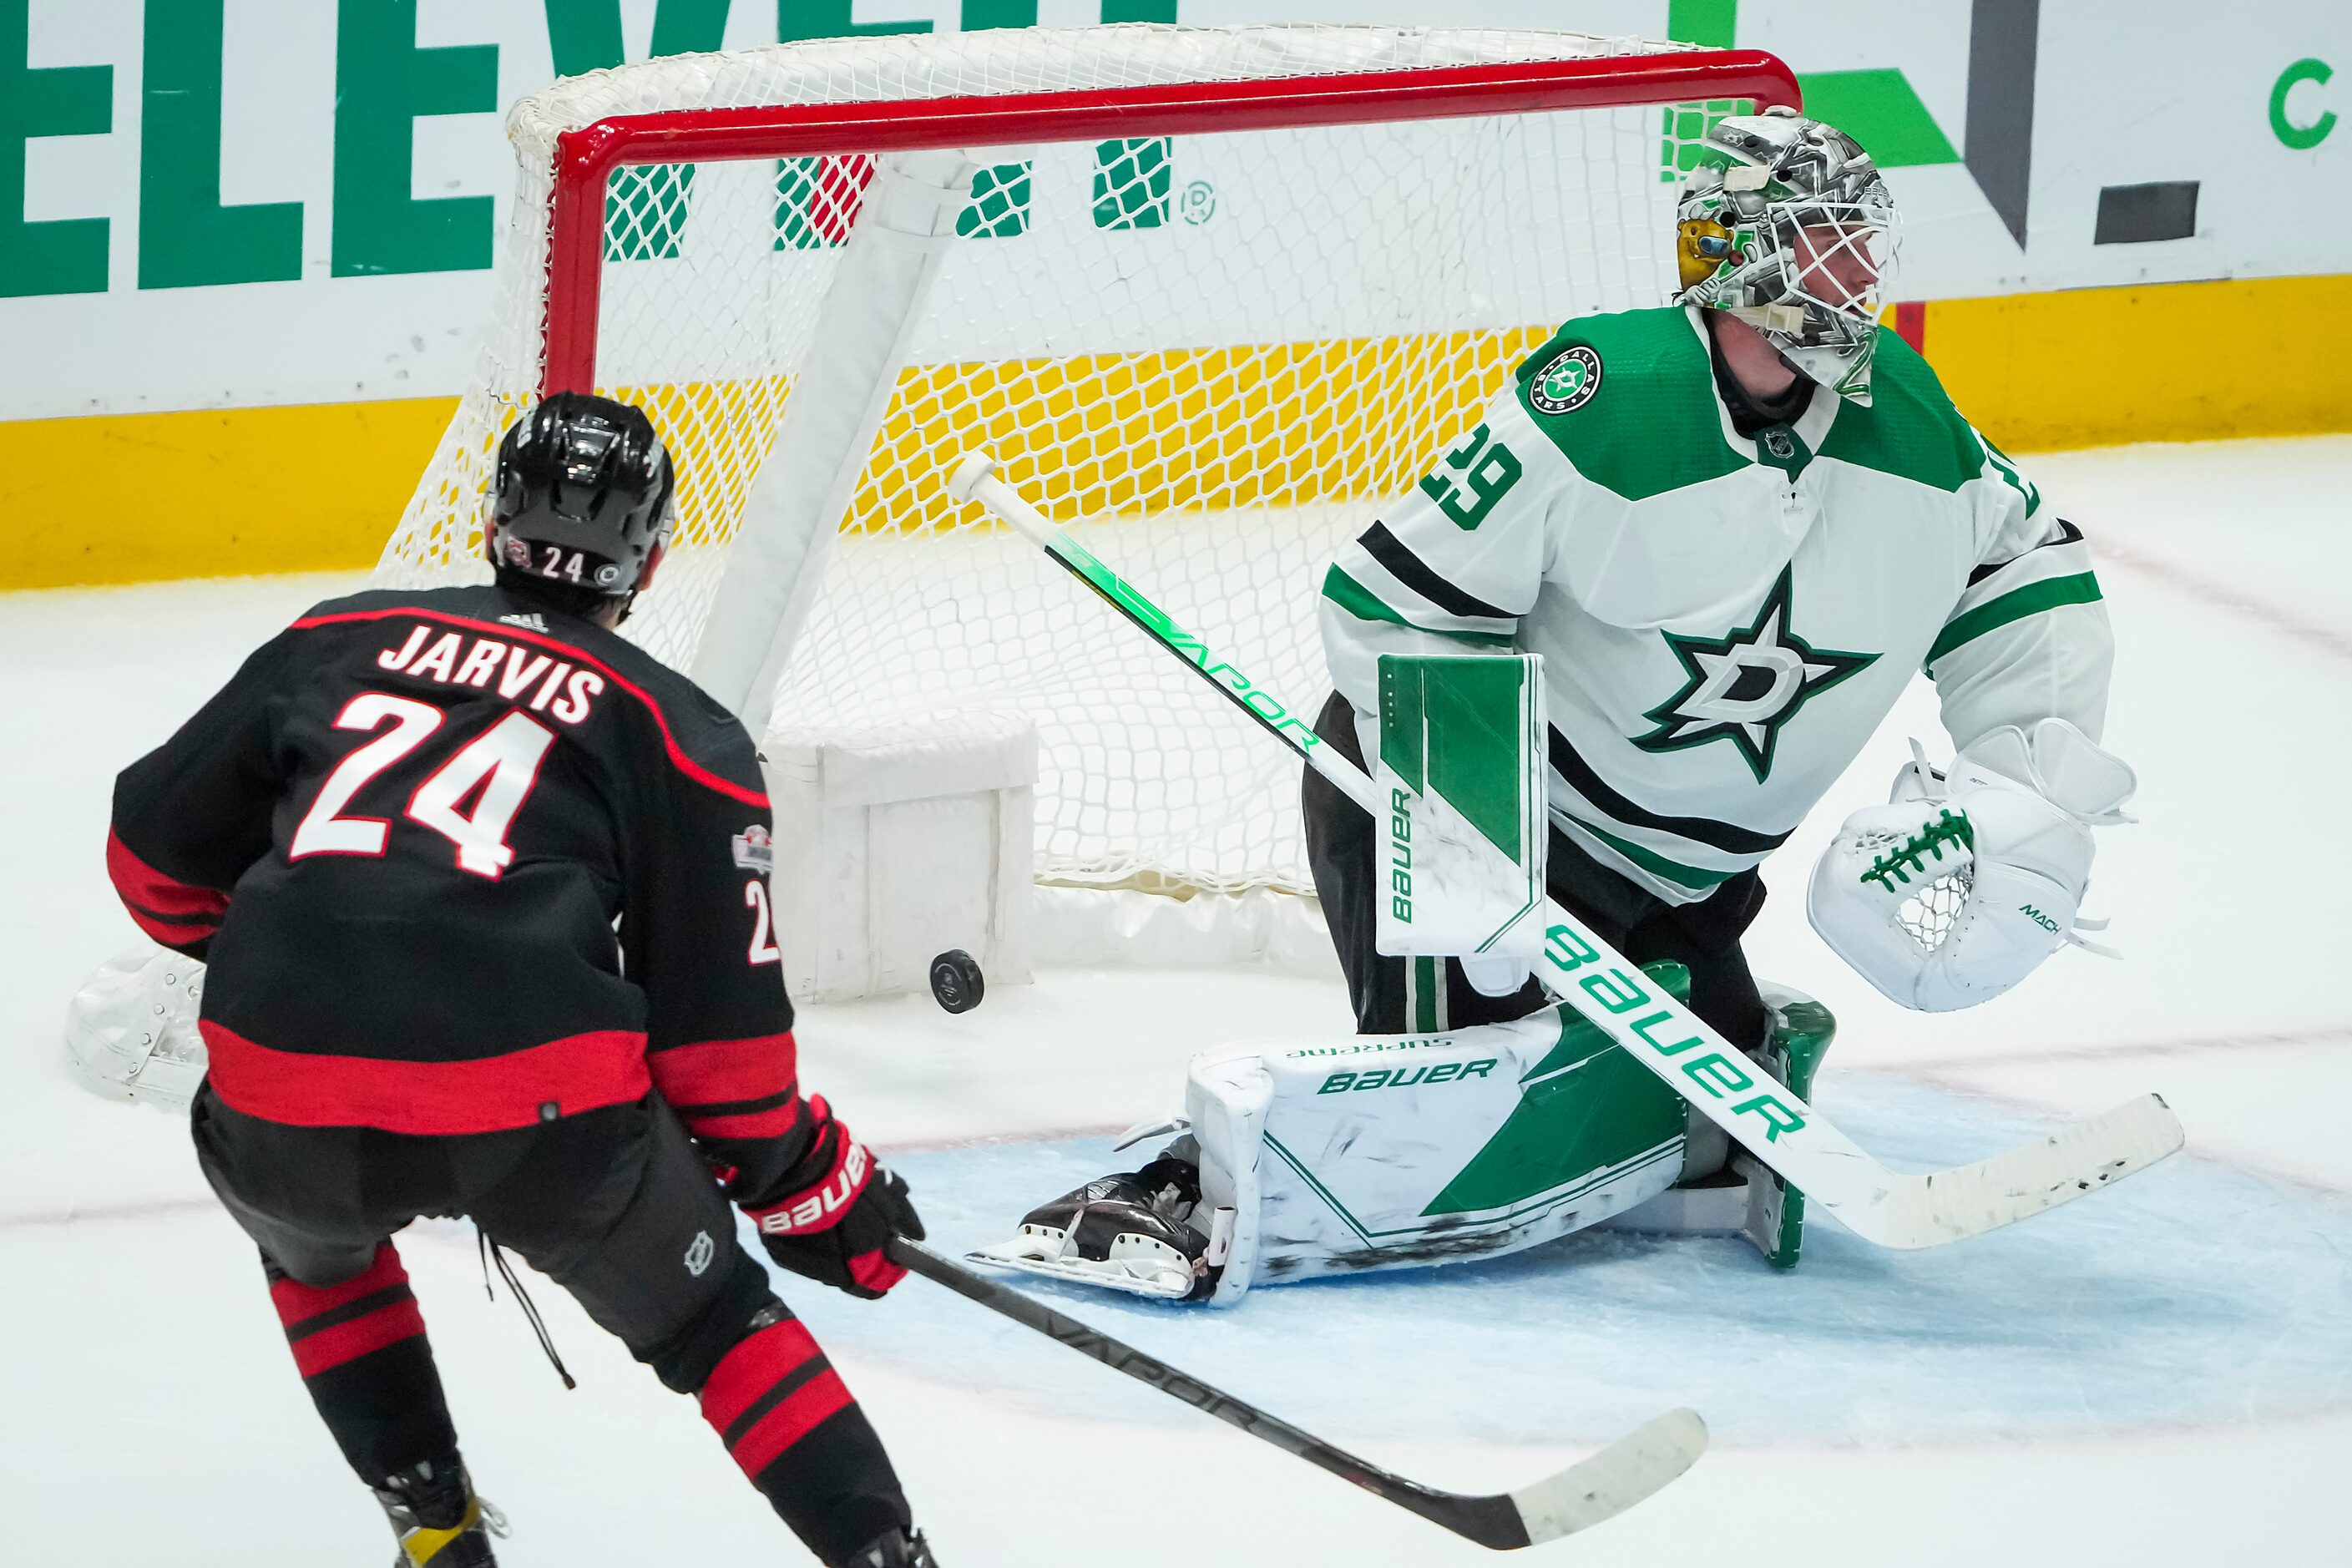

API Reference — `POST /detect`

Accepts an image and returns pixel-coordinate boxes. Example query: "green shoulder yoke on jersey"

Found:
[1813,326,1989,495]
[1511,307,1747,503]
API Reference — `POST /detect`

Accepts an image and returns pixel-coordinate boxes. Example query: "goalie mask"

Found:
[1673,108,1899,405]
[488,392,676,602]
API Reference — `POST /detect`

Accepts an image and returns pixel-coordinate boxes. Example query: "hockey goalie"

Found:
[979,109,2137,1305]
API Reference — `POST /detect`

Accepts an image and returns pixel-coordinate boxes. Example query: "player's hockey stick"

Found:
[945,452,2184,1249]
[885,1235,1703,1547]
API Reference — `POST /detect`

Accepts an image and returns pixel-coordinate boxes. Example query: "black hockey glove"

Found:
[741,1099,923,1298]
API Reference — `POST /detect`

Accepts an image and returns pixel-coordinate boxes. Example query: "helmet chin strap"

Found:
[1778,327,1879,407]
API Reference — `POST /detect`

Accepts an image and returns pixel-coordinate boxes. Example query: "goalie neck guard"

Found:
[1674,108,1899,406]
[487,392,676,604]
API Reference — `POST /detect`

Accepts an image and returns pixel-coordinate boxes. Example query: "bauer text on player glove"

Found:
[741,1097,923,1298]
[1807,717,2135,1012]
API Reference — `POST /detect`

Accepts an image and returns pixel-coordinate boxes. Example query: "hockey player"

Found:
[985,110,2135,1302]
[107,394,935,1566]
[1304,107,2130,1043]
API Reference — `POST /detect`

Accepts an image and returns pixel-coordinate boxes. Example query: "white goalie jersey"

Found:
[1319,304,2115,904]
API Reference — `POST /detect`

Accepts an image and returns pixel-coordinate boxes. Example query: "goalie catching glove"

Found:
[740,1097,922,1298]
[1808,717,2135,1012]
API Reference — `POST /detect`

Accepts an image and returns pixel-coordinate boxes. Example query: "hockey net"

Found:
[376,24,1793,898]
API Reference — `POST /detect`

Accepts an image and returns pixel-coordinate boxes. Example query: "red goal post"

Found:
[540,51,1799,398]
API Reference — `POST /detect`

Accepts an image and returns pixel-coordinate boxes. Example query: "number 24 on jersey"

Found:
[289,694,555,878]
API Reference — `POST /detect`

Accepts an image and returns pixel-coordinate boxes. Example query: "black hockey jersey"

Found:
[109,585,812,1186]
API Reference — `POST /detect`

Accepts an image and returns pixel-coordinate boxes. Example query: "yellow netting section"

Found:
[853,326,1553,534]
[588,324,1552,558]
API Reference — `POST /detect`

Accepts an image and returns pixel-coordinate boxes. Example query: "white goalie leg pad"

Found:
[1190,1006,1687,1305]
[1809,720,2133,1013]
[63,943,210,1110]
[1188,1045,1272,1306]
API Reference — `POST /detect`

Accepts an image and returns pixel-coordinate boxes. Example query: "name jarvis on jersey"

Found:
[376,625,607,724]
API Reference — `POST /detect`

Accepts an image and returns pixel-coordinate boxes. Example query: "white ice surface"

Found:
[3,437,2349,1565]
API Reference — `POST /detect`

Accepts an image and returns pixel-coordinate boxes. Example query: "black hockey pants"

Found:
[190,1088,909,1565]
[1302,690,1773,1050]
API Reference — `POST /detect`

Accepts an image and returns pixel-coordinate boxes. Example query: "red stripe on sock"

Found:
[287,1297,428,1378]
[729,1369,855,1480]
[269,1242,410,1325]
[697,1319,822,1435]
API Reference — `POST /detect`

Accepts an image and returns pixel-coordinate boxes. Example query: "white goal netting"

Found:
[377,24,1737,896]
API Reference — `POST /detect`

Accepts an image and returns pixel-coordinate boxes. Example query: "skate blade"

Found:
[966,1230,1196,1301]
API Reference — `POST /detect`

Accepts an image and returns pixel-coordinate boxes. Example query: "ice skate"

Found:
[837,1525,940,1567]
[373,1459,506,1568]
[973,1150,1223,1301]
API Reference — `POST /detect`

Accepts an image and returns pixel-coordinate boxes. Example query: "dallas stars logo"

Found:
[1632,567,1878,782]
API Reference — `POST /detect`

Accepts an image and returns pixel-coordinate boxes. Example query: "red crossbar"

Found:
[539,50,1799,396]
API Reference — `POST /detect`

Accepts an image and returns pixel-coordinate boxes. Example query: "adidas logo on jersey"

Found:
[499,612,550,631]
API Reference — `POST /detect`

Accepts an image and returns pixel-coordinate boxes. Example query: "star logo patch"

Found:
[1631,566,1877,782]
[1530,344,1602,414]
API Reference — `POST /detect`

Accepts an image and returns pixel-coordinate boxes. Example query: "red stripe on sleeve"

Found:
[648,1033,798,1110]
[288,1299,429,1378]
[201,1021,651,1134]
[696,1319,822,1435]
[728,1370,855,1479]
[119,904,221,951]
[106,829,230,923]
[269,1243,408,1325]
[680,1104,802,1141]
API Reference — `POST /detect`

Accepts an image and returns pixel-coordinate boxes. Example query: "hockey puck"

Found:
[929,949,984,1014]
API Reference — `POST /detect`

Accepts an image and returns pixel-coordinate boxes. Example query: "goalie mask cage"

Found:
[377,24,1796,898]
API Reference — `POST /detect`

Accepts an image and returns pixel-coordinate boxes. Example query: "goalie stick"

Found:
[944,452,2184,1250]
[885,1235,1704,1548]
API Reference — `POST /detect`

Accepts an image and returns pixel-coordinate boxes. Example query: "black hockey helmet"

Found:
[487,392,676,599]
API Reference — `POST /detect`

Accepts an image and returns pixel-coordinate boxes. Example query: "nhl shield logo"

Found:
[684,1230,715,1277]
[1530,345,1602,415]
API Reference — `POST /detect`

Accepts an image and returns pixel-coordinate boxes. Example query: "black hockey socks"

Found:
[265,1241,460,1487]
[695,1309,912,1564]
